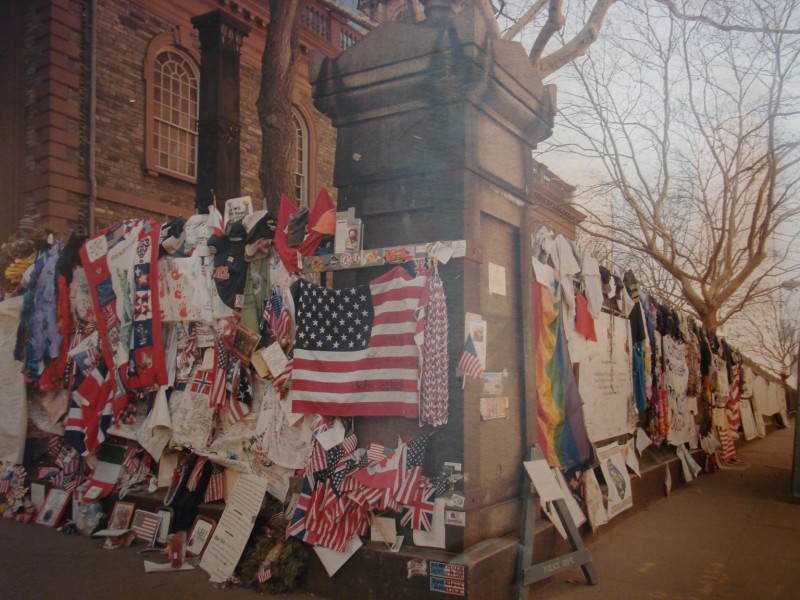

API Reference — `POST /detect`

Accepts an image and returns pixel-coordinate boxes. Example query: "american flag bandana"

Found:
[418,265,449,426]
[458,333,484,379]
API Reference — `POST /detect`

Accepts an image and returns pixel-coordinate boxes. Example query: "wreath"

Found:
[239,516,308,593]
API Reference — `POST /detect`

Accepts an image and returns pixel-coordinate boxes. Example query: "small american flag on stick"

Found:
[458,334,484,379]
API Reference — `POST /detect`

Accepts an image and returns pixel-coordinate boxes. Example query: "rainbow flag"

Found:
[533,278,591,468]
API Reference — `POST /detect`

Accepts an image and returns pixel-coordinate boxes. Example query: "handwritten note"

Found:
[200,474,269,583]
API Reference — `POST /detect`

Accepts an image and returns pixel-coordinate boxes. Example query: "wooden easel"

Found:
[516,446,597,599]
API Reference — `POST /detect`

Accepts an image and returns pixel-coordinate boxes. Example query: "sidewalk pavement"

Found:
[1,425,797,600]
[0,510,329,600]
[535,422,800,600]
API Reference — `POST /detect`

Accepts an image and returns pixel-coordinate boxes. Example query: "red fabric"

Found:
[574,291,597,341]
[274,189,335,273]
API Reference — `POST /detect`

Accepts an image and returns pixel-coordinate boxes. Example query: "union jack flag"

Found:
[400,485,435,532]
[286,473,315,543]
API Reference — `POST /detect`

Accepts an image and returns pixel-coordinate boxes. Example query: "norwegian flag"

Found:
[458,334,483,379]
[190,370,213,396]
[395,434,429,505]
[204,464,225,503]
[400,485,436,531]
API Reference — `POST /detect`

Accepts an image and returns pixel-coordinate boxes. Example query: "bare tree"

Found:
[539,0,800,331]
[725,290,800,384]
[257,0,301,214]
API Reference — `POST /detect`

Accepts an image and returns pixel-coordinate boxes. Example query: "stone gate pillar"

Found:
[309,3,556,596]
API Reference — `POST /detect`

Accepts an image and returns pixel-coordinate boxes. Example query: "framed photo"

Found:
[155,507,174,546]
[34,488,71,528]
[131,509,163,547]
[231,324,260,365]
[186,515,216,557]
[108,500,135,530]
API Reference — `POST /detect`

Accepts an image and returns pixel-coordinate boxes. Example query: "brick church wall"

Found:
[20,0,342,236]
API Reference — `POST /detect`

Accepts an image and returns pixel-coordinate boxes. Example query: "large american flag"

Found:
[289,267,427,418]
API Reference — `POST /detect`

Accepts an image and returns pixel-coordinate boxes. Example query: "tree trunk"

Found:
[257,0,300,214]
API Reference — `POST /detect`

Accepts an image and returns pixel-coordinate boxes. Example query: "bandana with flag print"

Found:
[418,265,449,426]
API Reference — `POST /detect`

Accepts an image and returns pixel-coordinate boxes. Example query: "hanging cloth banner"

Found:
[532,264,591,469]
[80,218,167,415]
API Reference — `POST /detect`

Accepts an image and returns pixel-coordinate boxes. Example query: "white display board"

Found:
[566,312,635,441]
